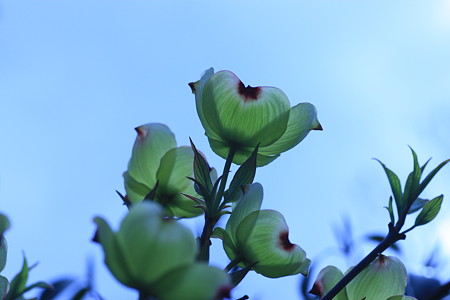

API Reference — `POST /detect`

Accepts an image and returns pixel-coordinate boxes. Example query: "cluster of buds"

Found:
[94,201,231,300]
[94,67,445,300]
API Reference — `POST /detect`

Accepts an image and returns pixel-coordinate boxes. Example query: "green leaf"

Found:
[385,196,395,224]
[21,281,52,294]
[414,195,443,227]
[366,234,401,253]
[408,198,428,214]
[71,287,89,300]
[190,139,213,198]
[115,190,131,208]
[420,158,431,174]
[403,148,423,205]
[143,181,159,201]
[376,159,404,214]
[39,278,74,300]
[229,264,254,287]
[224,145,258,203]
[5,256,29,300]
[417,159,450,196]
[187,177,209,202]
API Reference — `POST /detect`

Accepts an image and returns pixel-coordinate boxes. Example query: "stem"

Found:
[214,147,236,209]
[426,280,450,300]
[197,215,216,262]
[225,256,242,272]
[322,223,405,300]
[197,147,236,262]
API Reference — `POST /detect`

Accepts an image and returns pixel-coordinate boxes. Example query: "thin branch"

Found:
[321,223,405,300]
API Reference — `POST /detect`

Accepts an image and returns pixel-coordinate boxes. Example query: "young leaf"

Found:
[190,139,213,197]
[366,234,401,253]
[39,278,75,300]
[21,281,52,294]
[385,196,395,224]
[417,159,450,197]
[186,177,209,201]
[404,149,425,206]
[224,145,258,203]
[5,256,29,300]
[144,181,159,201]
[414,195,443,227]
[229,264,254,286]
[408,198,428,214]
[375,159,404,214]
[115,190,132,208]
[71,287,89,300]
[420,158,431,174]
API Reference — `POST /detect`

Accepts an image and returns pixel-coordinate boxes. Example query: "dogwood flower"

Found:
[123,123,203,218]
[311,255,416,300]
[94,202,231,300]
[213,183,311,278]
[189,68,322,166]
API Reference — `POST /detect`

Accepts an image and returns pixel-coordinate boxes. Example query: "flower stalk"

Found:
[197,147,236,262]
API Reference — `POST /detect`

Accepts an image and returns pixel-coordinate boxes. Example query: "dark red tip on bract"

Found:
[216,285,232,299]
[309,282,323,297]
[279,230,295,251]
[238,81,261,101]
[188,82,196,94]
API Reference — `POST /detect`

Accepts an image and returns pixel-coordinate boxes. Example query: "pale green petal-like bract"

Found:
[127,123,176,188]
[152,264,231,300]
[310,266,348,300]
[346,255,408,300]
[259,102,322,156]
[235,209,311,278]
[190,68,322,167]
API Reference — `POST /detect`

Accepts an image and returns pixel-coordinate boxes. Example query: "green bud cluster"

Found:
[94,202,231,300]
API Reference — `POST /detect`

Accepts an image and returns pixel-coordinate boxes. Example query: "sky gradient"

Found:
[1,1,450,299]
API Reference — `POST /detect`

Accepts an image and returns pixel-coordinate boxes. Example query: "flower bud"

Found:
[215,183,310,278]
[124,123,202,217]
[346,255,407,300]
[94,202,197,294]
[152,264,232,300]
[312,255,409,300]
[190,68,322,166]
[309,266,348,300]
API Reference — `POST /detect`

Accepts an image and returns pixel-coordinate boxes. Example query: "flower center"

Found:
[238,81,261,101]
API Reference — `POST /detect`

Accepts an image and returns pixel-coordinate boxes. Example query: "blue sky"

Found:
[1,1,450,299]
